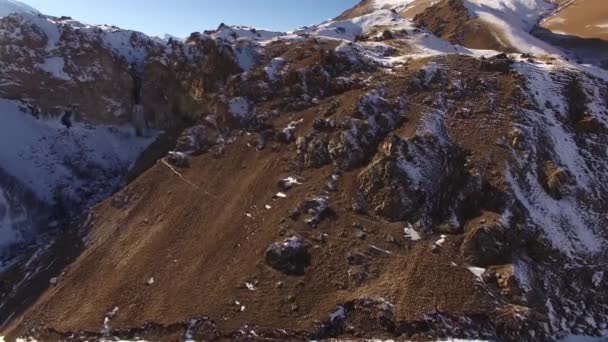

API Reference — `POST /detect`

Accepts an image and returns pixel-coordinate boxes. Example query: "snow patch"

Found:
[403,223,421,241]
[228,97,251,120]
[467,267,486,281]
[463,0,559,54]
[37,56,71,81]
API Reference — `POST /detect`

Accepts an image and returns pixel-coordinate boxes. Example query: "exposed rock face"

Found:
[0,14,159,125]
[141,35,241,129]
[329,91,406,170]
[357,133,471,226]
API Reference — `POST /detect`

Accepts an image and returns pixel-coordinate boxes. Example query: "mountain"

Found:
[153,33,183,43]
[0,0,38,17]
[1,1,608,341]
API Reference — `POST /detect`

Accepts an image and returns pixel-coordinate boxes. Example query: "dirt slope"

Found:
[541,0,608,40]
[413,0,517,52]
[5,52,545,341]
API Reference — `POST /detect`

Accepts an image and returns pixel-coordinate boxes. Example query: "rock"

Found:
[357,133,470,223]
[325,175,339,192]
[328,91,405,170]
[288,208,301,220]
[357,152,420,221]
[278,176,301,191]
[175,125,211,155]
[508,127,524,150]
[479,53,513,73]
[296,133,331,168]
[322,100,340,117]
[355,229,367,240]
[313,117,337,132]
[461,223,510,267]
[436,221,461,234]
[351,195,367,214]
[265,236,311,275]
[380,30,394,41]
[484,264,522,299]
[346,251,369,265]
[312,233,328,243]
[295,196,331,227]
[540,161,572,199]
[279,119,303,143]
[575,116,604,133]
[348,265,368,286]
[166,151,191,168]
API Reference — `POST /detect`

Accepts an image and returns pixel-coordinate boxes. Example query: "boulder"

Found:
[265,236,311,275]
[165,151,191,168]
[346,251,369,266]
[293,196,331,227]
[313,117,337,132]
[175,125,211,155]
[540,161,572,199]
[296,133,331,168]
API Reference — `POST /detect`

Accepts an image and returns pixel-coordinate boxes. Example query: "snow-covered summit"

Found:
[339,0,562,55]
[153,33,183,43]
[204,23,285,43]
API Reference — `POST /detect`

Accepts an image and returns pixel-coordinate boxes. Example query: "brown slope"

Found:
[541,0,608,41]
[413,0,517,52]
[534,0,608,67]
[336,0,375,21]
[5,52,534,341]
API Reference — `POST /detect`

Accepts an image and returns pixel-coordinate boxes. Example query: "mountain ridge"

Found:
[0,1,607,341]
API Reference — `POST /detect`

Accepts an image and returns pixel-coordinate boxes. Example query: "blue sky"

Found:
[24,0,360,37]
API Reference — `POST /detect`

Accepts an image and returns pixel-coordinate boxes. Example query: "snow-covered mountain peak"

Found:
[203,23,285,43]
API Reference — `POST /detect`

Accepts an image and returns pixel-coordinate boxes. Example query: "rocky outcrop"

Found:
[461,223,512,267]
[357,133,471,226]
[0,14,162,126]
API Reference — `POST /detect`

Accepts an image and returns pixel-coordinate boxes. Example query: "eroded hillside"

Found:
[1,1,608,341]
